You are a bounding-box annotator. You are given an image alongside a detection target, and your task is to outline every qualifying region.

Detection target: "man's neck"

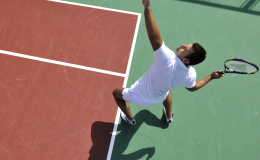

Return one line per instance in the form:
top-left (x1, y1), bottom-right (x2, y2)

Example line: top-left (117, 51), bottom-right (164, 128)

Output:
top-left (177, 55), bottom-right (190, 68)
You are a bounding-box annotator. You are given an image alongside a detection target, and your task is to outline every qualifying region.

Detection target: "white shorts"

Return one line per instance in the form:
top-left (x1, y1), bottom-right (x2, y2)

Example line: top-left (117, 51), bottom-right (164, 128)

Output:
top-left (122, 88), bottom-right (155, 106)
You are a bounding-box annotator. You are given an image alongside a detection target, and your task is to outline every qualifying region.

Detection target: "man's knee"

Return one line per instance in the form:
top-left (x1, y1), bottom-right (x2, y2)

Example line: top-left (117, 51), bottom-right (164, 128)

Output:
top-left (112, 89), bottom-right (118, 98)
top-left (112, 88), bottom-right (124, 99)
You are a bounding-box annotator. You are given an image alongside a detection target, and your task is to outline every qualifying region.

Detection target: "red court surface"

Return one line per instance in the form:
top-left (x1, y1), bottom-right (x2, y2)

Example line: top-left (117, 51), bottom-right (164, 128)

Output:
top-left (0, 0), bottom-right (138, 74)
top-left (0, 54), bottom-right (124, 159)
top-left (0, 0), bottom-right (139, 159)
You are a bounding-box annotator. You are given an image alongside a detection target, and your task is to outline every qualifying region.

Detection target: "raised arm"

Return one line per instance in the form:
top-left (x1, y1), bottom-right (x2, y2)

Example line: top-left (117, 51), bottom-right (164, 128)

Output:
top-left (186, 70), bottom-right (224, 92)
top-left (143, 0), bottom-right (163, 51)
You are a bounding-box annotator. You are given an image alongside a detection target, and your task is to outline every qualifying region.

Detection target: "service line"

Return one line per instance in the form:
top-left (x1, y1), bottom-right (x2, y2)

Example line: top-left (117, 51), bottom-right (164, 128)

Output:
top-left (0, 50), bottom-right (126, 77)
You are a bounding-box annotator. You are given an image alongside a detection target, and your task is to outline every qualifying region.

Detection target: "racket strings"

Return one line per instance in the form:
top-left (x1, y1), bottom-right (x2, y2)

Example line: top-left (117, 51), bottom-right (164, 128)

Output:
top-left (226, 61), bottom-right (257, 73)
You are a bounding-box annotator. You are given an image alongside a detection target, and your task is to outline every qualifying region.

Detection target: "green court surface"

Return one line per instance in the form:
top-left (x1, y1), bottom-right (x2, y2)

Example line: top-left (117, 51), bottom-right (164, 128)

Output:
top-left (70, 0), bottom-right (260, 159)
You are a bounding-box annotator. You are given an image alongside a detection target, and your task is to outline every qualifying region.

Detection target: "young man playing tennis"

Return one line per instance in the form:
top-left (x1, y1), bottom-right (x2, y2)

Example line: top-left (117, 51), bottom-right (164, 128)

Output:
top-left (112, 0), bottom-right (224, 125)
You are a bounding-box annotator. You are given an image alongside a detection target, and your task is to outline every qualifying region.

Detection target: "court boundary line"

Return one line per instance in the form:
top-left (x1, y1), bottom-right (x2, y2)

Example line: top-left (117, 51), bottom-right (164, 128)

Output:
top-left (106, 10), bottom-right (141, 160)
top-left (0, 50), bottom-right (125, 77)
top-left (47, 0), bottom-right (141, 15)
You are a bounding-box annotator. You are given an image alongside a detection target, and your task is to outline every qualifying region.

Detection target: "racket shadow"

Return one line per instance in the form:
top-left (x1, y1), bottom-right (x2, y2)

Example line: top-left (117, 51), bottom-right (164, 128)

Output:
top-left (177, 0), bottom-right (260, 16)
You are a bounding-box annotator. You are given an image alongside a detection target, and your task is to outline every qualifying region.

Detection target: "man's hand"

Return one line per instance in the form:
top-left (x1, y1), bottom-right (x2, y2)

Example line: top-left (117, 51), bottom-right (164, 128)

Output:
top-left (186, 70), bottom-right (224, 92)
top-left (211, 70), bottom-right (224, 79)
top-left (142, 0), bottom-right (150, 9)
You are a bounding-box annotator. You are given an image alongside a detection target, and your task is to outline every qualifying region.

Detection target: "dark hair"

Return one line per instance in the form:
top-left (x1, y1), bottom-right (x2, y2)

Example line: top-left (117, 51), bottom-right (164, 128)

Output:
top-left (185, 43), bottom-right (207, 65)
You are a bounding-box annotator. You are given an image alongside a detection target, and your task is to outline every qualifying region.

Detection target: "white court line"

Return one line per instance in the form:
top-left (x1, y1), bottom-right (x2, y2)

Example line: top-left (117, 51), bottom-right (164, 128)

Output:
top-left (106, 10), bottom-right (141, 160)
top-left (0, 50), bottom-right (125, 77)
top-left (47, 0), bottom-right (141, 15)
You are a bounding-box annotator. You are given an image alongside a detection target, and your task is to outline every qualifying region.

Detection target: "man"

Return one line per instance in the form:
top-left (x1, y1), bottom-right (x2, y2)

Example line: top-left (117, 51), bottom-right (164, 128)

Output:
top-left (112, 0), bottom-right (223, 125)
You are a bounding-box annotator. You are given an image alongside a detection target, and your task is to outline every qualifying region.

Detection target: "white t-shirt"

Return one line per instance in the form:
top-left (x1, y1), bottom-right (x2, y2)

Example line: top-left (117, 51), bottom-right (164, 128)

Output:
top-left (129, 42), bottom-right (197, 104)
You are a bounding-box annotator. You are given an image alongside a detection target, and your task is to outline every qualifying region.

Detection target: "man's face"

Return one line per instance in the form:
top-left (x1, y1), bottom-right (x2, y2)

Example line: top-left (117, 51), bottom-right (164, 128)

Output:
top-left (176, 44), bottom-right (193, 60)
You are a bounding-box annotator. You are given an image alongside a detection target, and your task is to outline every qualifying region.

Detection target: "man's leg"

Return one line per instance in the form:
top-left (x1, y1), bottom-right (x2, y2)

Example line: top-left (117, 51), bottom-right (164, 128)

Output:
top-left (112, 88), bottom-right (134, 121)
top-left (163, 90), bottom-right (172, 119)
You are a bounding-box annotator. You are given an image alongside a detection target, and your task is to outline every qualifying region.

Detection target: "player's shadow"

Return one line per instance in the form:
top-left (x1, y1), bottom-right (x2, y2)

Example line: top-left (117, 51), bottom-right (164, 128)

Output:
top-left (89, 109), bottom-right (169, 160)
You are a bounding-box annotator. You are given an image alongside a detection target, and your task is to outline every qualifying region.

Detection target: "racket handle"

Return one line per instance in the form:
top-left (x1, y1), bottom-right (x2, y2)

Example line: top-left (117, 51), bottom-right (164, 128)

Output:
top-left (218, 71), bottom-right (224, 75)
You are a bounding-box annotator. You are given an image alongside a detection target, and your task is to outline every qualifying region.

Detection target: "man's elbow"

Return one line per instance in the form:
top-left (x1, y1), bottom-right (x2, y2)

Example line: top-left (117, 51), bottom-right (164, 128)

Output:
top-left (186, 87), bottom-right (197, 92)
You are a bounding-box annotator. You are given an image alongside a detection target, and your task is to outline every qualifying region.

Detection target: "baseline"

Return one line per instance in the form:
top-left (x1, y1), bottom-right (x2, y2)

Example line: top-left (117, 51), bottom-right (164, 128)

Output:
top-left (47, 0), bottom-right (141, 15)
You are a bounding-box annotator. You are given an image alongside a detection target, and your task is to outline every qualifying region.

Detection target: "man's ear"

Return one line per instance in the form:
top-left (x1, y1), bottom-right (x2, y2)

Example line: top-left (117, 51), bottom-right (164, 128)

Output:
top-left (183, 58), bottom-right (190, 65)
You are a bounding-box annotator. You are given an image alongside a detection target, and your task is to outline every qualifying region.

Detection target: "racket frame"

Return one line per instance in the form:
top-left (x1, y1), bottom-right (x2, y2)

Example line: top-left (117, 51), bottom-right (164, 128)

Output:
top-left (222, 58), bottom-right (259, 74)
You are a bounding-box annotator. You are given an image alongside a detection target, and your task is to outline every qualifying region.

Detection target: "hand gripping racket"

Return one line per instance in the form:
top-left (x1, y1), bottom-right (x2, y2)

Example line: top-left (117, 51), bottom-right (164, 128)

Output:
top-left (219, 58), bottom-right (259, 75)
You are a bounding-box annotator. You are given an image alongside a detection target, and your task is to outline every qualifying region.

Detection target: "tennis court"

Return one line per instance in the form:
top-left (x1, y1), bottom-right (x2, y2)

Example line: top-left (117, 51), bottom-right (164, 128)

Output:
top-left (0, 0), bottom-right (260, 159)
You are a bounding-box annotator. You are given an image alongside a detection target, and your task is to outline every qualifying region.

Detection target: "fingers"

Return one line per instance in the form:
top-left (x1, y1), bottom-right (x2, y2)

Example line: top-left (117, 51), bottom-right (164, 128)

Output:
top-left (142, 0), bottom-right (150, 8)
top-left (217, 72), bottom-right (223, 75)
top-left (216, 70), bottom-right (224, 76)
top-left (218, 72), bottom-right (224, 78)
top-left (216, 70), bottom-right (223, 73)
top-left (212, 70), bottom-right (224, 79)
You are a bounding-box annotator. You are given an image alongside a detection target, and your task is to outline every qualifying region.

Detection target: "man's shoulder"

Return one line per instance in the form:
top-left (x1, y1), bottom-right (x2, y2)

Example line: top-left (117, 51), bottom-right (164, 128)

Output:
top-left (188, 66), bottom-right (197, 77)
top-left (154, 42), bottom-right (175, 55)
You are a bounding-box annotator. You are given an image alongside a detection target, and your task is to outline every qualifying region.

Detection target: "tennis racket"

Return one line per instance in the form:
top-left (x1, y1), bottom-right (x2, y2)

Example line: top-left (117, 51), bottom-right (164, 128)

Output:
top-left (219, 58), bottom-right (259, 75)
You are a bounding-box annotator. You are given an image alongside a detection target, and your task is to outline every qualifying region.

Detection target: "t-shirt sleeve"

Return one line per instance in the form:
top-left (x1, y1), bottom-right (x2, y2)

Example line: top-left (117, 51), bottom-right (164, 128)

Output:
top-left (153, 41), bottom-right (175, 66)
top-left (153, 41), bottom-right (166, 54)
top-left (184, 68), bottom-right (197, 88)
